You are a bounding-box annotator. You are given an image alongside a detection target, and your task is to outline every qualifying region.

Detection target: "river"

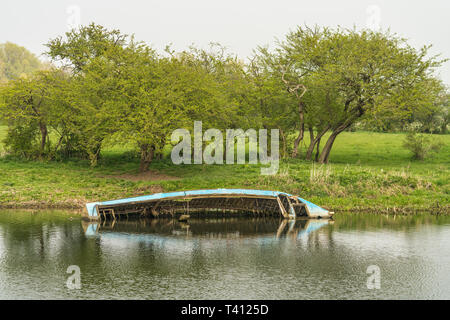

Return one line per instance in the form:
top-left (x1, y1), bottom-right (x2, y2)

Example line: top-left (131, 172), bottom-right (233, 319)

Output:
top-left (0, 210), bottom-right (449, 299)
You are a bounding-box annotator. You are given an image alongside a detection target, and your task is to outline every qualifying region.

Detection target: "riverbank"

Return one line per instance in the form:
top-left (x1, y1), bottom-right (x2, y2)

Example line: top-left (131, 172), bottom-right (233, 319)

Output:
top-left (0, 131), bottom-right (449, 214)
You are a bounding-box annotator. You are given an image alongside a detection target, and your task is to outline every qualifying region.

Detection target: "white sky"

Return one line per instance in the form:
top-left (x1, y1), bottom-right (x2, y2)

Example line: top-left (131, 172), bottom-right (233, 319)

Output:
top-left (1, 0), bottom-right (449, 84)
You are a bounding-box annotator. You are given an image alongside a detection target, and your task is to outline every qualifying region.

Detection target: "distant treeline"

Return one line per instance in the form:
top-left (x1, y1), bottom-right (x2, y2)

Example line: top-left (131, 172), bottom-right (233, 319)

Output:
top-left (0, 42), bottom-right (44, 81)
top-left (0, 23), bottom-right (448, 170)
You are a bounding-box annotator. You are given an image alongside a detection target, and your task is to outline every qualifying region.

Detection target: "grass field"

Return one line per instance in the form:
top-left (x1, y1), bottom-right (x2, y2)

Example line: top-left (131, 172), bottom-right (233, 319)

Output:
top-left (0, 126), bottom-right (448, 213)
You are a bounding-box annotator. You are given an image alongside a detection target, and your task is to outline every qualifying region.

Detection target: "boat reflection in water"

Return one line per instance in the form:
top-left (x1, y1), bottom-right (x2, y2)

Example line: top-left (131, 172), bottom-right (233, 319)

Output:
top-left (82, 217), bottom-right (332, 243)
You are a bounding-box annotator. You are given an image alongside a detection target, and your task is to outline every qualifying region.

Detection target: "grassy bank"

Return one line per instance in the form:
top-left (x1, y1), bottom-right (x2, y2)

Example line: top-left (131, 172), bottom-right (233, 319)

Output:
top-left (0, 127), bottom-right (448, 214)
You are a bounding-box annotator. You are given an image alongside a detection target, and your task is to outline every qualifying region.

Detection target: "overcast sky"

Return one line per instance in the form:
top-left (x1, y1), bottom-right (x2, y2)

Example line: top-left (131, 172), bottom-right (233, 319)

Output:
top-left (1, 0), bottom-right (449, 84)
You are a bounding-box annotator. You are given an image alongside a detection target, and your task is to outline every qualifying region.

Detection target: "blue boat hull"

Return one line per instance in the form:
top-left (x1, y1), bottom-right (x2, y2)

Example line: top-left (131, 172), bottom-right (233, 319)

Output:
top-left (86, 189), bottom-right (333, 220)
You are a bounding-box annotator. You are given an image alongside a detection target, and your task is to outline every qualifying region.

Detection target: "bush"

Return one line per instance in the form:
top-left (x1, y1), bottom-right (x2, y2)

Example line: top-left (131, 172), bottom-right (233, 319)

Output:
top-left (403, 132), bottom-right (443, 160)
top-left (4, 124), bottom-right (40, 159)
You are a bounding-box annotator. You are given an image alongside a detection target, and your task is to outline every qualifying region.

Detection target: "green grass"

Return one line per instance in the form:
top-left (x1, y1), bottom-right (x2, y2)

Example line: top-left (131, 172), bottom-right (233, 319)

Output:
top-left (0, 126), bottom-right (448, 214)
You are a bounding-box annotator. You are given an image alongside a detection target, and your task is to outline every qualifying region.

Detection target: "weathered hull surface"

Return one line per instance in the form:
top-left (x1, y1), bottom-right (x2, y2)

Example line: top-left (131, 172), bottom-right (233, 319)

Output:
top-left (85, 189), bottom-right (333, 220)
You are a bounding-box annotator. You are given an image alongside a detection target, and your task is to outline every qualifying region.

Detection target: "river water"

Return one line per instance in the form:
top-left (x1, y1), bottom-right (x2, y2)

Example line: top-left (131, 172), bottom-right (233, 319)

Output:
top-left (0, 210), bottom-right (449, 299)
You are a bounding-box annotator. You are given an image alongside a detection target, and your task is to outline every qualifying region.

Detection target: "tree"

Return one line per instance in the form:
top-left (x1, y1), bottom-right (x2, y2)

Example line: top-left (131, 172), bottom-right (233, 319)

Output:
top-left (317, 29), bottom-right (445, 163)
top-left (247, 53), bottom-right (298, 158)
top-left (179, 44), bottom-right (253, 130)
top-left (254, 27), bottom-right (330, 158)
top-left (44, 23), bottom-right (132, 165)
top-left (262, 26), bottom-right (446, 163)
top-left (45, 23), bottom-right (127, 73)
top-left (405, 81), bottom-right (449, 133)
top-left (0, 71), bottom-right (57, 158)
top-left (115, 46), bottom-right (226, 172)
top-left (171, 44), bottom-right (254, 163)
top-left (0, 42), bottom-right (43, 81)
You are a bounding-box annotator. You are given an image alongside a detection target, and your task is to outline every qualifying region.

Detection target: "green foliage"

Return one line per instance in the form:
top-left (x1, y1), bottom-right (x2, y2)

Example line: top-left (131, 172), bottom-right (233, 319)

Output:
top-left (360, 78), bottom-right (449, 133)
top-left (45, 23), bottom-right (127, 72)
top-left (0, 23), bottom-right (448, 173)
top-left (257, 26), bottom-right (447, 163)
top-left (43, 24), bottom-right (136, 165)
top-left (403, 131), bottom-right (444, 160)
top-left (3, 124), bottom-right (40, 158)
top-left (0, 71), bottom-right (55, 158)
top-left (42, 25), bottom-right (244, 170)
top-left (0, 42), bottom-right (43, 81)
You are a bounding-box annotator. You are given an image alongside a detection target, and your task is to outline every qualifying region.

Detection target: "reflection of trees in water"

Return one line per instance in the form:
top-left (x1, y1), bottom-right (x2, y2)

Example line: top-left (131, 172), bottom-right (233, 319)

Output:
top-left (0, 211), bottom-right (440, 299)
top-left (332, 213), bottom-right (450, 231)
top-left (81, 218), bottom-right (334, 278)
top-left (0, 211), bottom-right (104, 279)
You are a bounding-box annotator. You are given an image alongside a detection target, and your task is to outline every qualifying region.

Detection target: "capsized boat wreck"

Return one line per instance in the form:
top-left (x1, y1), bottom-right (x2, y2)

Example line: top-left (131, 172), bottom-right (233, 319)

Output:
top-left (85, 189), bottom-right (334, 220)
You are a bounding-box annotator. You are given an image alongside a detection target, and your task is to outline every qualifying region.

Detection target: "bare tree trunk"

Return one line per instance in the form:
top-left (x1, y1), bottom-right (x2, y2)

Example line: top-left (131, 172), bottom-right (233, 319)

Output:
top-left (280, 69), bottom-right (307, 158)
top-left (291, 101), bottom-right (305, 158)
top-left (309, 126), bottom-right (315, 140)
top-left (305, 125), bottom-right (330, 160)
top-left (39, 122), bottom-right (47, 155)
top-left (314, 137), bottom-right (321, 162)
top-left (280, 129), bottom-right (287, 158)
top-left (55, 135), bottom-right (64, 152)
top-left (317, 132), bottom-right (337, 164)
top-left (88, 143), bottom-right (102, 167)
top-left (318, 123), bottom-right (351, 164)
top-left (140, 144), bottom-right (155, 172)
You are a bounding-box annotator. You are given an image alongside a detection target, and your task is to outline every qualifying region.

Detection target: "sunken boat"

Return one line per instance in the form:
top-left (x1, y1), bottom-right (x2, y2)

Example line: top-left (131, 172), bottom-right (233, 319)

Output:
top-left (85, 189), bottom-right (333, 220)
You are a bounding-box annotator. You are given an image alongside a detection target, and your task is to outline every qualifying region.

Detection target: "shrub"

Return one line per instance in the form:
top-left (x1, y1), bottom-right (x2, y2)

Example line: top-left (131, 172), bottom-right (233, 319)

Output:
top-left (403, 132), bottom-right (443, 160)
top-left (4, 124), bottom-right (40, 159)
